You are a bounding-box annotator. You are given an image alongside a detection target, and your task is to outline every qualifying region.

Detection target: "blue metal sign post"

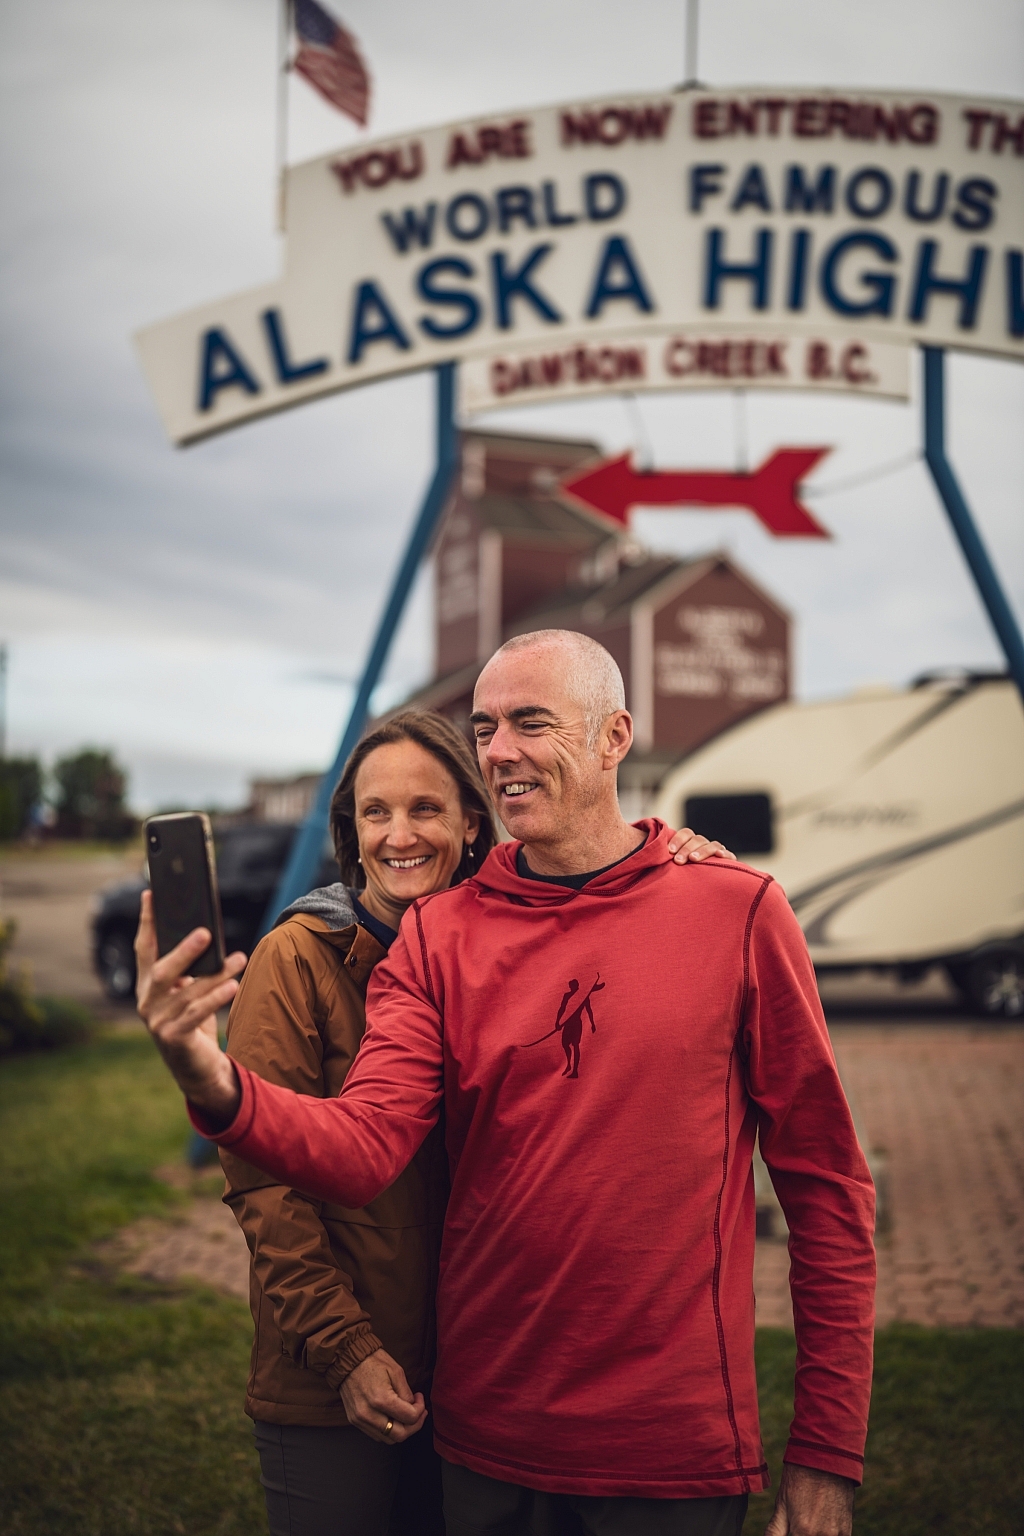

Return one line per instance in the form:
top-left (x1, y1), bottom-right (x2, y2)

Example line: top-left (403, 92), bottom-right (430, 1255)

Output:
top-left (922, 346), bottom-right (1024, 705)
top-left (260, 361), bottom-right (459, 932)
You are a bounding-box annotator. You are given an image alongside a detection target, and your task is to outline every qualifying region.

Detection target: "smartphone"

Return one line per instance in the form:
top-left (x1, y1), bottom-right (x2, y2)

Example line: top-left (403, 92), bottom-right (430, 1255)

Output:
top-left (144, 812), bottom-right (226, 977)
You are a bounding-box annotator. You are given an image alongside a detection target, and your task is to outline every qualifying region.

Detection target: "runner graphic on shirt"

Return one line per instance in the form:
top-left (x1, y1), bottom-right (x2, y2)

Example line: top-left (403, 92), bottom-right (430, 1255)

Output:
top-left (521, 974), bottom-right (605, 1079)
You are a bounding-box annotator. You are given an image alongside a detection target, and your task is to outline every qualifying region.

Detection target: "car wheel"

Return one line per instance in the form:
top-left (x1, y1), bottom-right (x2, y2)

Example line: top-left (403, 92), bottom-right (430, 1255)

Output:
top-left (966, 950), bottom-right (1024, 1019)
top-left (99, 931), bottom-right (136, 1001)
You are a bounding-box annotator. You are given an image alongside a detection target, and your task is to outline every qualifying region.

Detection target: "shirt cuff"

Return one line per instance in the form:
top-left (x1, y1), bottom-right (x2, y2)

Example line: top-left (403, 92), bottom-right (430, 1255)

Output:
top-left (784, 1437), bottom-right (864, 1486)
top-left (186, 1058), bottom-right (255, 1146)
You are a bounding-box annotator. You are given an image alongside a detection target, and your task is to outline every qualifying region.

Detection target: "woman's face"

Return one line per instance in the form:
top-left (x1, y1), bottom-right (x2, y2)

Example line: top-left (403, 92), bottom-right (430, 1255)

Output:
top-left (354, 738), bottom-right (480, 918)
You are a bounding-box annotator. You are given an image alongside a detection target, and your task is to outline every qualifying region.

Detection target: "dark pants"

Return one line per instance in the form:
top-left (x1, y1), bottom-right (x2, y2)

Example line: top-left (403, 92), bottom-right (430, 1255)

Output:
top-left (442, 1462), bottom-right (748, 1536)
top-left (253, 1420), bottom-right (446, 1536)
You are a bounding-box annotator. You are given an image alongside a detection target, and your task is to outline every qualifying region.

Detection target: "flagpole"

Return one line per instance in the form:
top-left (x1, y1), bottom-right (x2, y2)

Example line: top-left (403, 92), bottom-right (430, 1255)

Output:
top-left (275, 0), bottom-right (291, 231)
top-left (684, 0), bottom-right (699, 87)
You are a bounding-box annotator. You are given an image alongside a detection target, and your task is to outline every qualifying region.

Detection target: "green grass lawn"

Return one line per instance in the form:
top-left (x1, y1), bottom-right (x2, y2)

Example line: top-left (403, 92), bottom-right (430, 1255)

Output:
top-left (1, 1032), bottom-right (1021, 1534)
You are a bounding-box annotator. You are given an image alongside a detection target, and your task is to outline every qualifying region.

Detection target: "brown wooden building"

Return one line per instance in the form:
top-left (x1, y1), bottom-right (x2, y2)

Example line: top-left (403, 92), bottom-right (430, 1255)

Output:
top-left (397, 429), bottom-right (791, 811)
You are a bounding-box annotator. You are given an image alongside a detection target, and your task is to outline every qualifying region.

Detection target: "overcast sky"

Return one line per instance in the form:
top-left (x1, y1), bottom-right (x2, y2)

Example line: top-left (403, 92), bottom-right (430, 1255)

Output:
top-left (2, 0), bottom-right (1022, 811)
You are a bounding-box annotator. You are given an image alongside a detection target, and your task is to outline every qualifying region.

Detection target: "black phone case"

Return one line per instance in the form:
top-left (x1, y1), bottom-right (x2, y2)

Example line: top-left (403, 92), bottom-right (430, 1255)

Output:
top-left (145, 813), bottom-right (226, 977)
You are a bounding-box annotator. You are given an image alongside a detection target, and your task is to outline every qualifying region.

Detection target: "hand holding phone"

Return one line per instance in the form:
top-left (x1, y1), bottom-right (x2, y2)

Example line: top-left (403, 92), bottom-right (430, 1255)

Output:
top-left (136, 814), bottom-right (246, 1127)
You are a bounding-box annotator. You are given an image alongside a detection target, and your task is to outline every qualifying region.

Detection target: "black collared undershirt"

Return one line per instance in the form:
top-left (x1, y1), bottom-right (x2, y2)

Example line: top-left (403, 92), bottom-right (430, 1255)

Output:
top-left (515, 832), bottom-right (648, 891)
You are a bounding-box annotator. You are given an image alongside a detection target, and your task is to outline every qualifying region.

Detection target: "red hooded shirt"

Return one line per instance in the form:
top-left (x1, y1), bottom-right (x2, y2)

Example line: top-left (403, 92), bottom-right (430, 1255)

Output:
top-left (204, 821), bottom-right (875, 1498)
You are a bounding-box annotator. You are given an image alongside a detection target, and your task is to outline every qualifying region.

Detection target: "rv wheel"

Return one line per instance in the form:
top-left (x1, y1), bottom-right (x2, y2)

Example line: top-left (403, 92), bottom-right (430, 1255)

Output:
top-left (966, 950), bottom-right (1024, 1019)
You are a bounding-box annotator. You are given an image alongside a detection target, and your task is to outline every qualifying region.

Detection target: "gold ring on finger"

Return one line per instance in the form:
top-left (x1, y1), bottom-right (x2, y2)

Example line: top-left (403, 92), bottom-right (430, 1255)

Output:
top-left (383, 1420), bottom-right (393, 1436)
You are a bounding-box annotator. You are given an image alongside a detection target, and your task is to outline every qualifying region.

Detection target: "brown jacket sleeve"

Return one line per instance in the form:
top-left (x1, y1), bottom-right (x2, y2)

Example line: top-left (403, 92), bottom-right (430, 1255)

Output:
top-left (220, 919), bottom-right (383, 1389)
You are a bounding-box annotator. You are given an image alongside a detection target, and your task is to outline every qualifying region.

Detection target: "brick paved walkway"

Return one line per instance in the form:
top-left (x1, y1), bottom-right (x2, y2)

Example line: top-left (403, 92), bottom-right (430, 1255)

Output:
top-left (754, 1023), bottom-right (1024, 1329)
top-left (114, 1024), bottom-right (1024, 1331)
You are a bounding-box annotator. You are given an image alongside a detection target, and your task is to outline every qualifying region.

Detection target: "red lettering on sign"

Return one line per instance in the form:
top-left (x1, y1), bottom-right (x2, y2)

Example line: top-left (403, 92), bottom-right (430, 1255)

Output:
top-left (728, 100), bottom-right (758, 136)
top-left (446, 120), bottom-right (533, 169)
top-left (561, 103), bottom-right (673, 146)
top-left (692, 97), bottom-right (939, 144)
top-left (664, 337), bottom-right (789, 381)
top-left (994, 113), bottom-right (1024, 154)
top-left (840, 343), bottom-right (876, 385)
top-left (794, 99), bottom-right (827, 137)
top-left (905, 105), bottom-right (939, 143)
top-left (803, 340), bottom-right (878, 385)
top-left (963, 109), bottom-right (993, 149)
top-left (761, 98), bottom-right (788, 135)
top-left (962, 108), bottom-right (1023, 153)
top-left (490, 344), bottom-right (646, 398)
top-left (330, 142), bottom-right (423, 194)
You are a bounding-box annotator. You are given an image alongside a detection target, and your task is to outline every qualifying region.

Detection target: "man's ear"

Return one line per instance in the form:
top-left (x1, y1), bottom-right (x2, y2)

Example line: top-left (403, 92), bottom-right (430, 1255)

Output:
top-left (600, 709), bottom-right (634, 767)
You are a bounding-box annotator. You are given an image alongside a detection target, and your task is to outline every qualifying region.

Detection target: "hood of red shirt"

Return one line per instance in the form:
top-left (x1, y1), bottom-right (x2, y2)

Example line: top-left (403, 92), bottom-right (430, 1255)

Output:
top-left (471, 817), bottom-right (675, 905)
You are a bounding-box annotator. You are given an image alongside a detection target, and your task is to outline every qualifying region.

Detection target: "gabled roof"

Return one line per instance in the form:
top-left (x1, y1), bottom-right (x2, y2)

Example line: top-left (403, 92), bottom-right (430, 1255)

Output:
top-left (506, 554), bottom-right (707, 633)
top-left (470, 491), bottom-right (612, 547)
top-left (462, 427), bottom-right (600, 462)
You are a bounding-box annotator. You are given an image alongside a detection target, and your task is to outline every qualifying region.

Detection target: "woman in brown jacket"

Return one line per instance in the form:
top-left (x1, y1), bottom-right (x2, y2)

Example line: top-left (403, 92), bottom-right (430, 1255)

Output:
top-left (138, 708), bottom-right (728, 1535)
top-left (220, 711), bottom-right (486, 1536)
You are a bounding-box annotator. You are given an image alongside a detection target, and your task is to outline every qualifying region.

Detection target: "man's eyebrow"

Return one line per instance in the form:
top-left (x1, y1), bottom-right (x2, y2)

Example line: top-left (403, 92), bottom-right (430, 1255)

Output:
top-left (468, 705), bottom-right (558, 726)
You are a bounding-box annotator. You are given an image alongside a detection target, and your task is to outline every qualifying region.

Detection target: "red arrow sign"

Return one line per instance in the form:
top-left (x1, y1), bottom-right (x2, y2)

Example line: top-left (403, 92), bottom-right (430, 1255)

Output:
top-left (559, 448), bottom-right (832, 538)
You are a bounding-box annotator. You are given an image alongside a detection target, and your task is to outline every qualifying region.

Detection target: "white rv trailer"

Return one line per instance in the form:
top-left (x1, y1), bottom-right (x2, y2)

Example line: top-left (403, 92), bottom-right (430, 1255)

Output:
top-left (652, 674), bottom-right (1024, 1017)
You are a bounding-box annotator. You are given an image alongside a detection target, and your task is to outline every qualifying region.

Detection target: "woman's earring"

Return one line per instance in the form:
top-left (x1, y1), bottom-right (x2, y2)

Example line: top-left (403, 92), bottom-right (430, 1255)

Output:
top-left (466, 844), bottom-right (474, 862)
top-left (357, 856), bottom-right (362, 865)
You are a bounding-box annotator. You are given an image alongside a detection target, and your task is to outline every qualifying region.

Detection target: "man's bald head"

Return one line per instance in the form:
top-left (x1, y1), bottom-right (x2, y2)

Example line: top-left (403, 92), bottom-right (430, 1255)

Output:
top-left (486, 630), bottom-right (625, 748)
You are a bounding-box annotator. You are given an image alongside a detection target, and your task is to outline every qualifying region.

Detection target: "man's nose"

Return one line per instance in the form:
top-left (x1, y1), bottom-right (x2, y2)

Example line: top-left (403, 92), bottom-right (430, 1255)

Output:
top-left (484, 721), bottom-right (520, 765)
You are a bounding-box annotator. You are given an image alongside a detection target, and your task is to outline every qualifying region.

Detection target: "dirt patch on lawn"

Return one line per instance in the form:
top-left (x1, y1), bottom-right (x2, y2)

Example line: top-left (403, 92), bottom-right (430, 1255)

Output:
top-left (95, 1164), bottom-right (250, 1301)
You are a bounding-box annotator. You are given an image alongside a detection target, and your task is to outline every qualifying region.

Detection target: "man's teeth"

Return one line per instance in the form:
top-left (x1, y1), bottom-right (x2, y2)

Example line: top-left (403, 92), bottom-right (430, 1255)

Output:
top-left (384, 855), bottom-right (431, 868)
top-left (502, 783), bottom-right (536, 797)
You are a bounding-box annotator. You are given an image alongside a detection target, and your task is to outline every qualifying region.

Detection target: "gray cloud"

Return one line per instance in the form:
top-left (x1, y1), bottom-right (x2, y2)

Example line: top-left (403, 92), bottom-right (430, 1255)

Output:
top-left (1, 0), bottom-right (1022, 807)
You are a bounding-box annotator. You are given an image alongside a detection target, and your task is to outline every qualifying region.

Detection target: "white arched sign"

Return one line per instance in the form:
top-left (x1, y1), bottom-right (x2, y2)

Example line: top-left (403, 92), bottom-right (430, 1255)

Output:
top-left (137, 86), bottom-right (1023, 443)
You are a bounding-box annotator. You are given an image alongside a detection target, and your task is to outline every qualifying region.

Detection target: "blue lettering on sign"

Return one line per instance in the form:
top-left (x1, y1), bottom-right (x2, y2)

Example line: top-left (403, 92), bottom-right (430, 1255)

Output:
top-left (786, 229), bottom-right (812, 310)
top-left (784, 165), bottom-right (835, 214)
top-left (703, 228), bottom-right (773, 309)
top-left (542, 181), bottom-right (577, 226)
top-left (908, 241), bottom-right (988, 328)
top-left (347, 280), bottom-right (412, 363)
top-left (446, 194), bottom-right (490, 242)
top-left (845, 167), bottom-right (894, 219)
top-left (417, 258), bottom-right (481, 338)
top-left (197, 327), bottom-right (261, 411)
top-left (903, 172), bottom-right (949, 223)
top-left (1007, 251), bottom-right (1024, 337)
top-left (261, 309), bottom-right (329, 384)
top-left (952, 178), bottom-right (997, 232)
top-left (496, 186), bottom-right (537, 233)
top-left (820, 232), bottom-right (897, 316)
top-left (730, 164), bottom-right (773, 213)
top-left (584, 235), bottom-right (654, 318)
top-left (584, 173), bottom-right (626, 221)
top-left (380, 203), bottom-right (438, 254)
top-left (490, 243), bottom-right (563, 329)
top-left (689, 164), bottom-right (725, 212)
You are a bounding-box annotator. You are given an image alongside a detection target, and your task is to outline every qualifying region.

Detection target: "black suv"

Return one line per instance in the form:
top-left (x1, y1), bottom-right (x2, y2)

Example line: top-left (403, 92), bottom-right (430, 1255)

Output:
top-left (91, 822), bottom-right (339, 1000)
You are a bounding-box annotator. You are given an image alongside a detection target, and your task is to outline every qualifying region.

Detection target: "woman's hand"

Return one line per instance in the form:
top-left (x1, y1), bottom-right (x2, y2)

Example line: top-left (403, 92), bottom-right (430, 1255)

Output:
top-left (339, 1349), bottom-right (428, 1443)
top-left (666, 826), bottom-right (738, 864)
top-left (135, 890), bottom-right (247, 1126)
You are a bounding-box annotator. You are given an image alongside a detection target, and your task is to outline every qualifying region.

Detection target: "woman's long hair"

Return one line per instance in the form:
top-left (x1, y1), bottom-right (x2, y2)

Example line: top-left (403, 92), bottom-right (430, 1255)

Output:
top-left (329, 709), bottom-right (497, 889)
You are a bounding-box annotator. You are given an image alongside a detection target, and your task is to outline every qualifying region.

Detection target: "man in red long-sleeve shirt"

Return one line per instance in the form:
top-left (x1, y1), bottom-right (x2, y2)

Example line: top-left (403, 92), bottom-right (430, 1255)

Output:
top-left (140, 629), bottom-right (875, 1536)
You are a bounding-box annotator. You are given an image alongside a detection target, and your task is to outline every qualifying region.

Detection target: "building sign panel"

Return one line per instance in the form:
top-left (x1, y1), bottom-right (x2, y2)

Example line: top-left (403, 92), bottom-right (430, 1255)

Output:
top-left (136, 88), bottom-right (1024, 444)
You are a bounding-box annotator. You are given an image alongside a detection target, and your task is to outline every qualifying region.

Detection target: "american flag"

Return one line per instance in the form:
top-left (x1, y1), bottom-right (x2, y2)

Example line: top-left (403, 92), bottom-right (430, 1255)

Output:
top-left (291, 0), bottom-right (370, 126)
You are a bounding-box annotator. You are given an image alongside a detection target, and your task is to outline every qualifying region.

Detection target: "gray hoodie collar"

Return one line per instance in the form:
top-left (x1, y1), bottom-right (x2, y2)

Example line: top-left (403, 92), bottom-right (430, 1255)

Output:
top-left (275, 882), bottom-right (358, 932)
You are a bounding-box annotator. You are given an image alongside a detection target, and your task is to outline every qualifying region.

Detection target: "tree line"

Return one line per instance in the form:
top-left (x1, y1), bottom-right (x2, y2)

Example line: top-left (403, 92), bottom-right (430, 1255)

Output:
top-left (0, 749), bottom-right (135, 842)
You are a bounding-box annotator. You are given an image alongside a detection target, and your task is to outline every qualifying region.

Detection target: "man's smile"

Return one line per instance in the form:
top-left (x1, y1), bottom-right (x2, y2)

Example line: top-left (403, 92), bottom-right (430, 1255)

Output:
top-left (499, 781), bottom-right (540, 799)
